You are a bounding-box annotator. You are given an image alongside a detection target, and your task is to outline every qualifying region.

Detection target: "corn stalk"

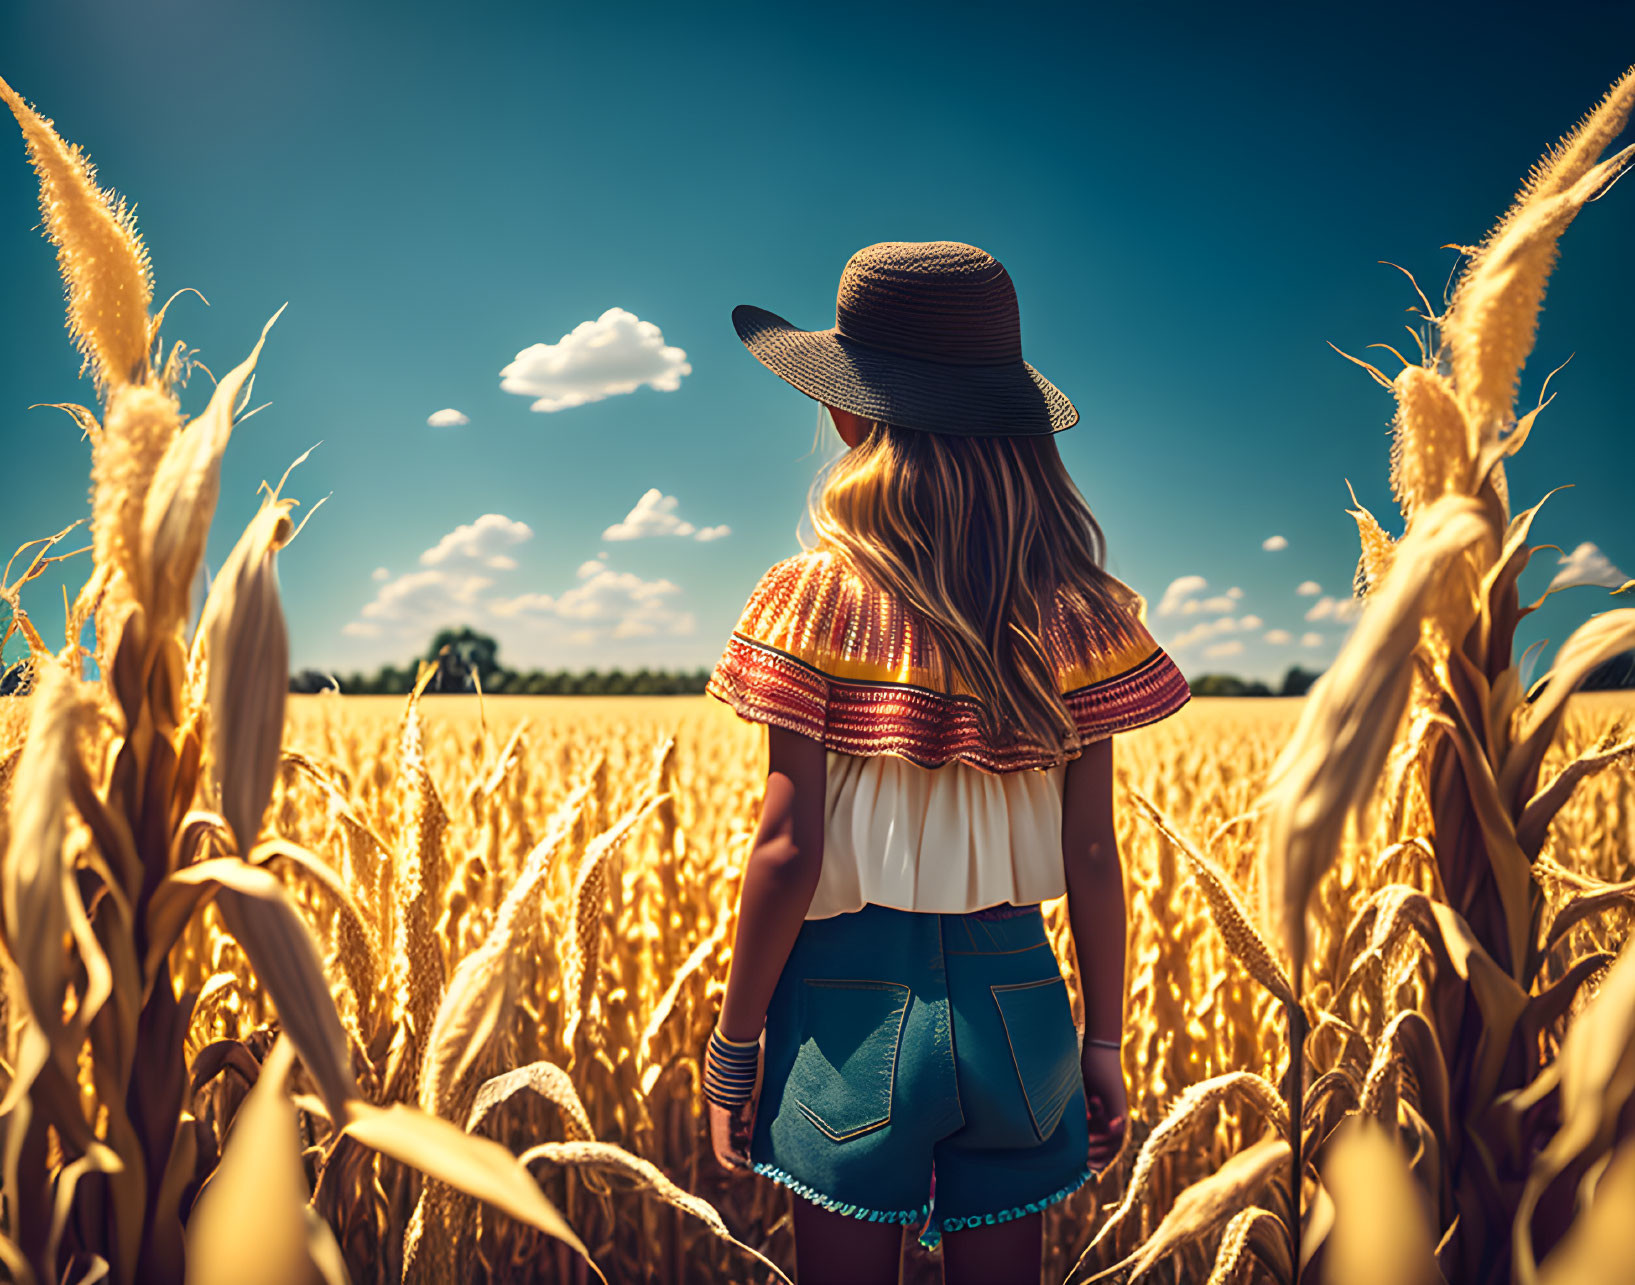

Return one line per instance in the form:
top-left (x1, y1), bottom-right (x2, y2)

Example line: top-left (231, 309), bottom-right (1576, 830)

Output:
top-left (1068, 63), bottom-right (1635, 1285)
top-left (0, 72), bottom-right (598, 1285)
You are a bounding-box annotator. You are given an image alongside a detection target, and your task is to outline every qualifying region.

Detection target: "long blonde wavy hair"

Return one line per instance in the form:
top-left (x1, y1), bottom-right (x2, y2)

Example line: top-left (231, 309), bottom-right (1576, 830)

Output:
top-left (801, 409), bottom-right (1134, 763)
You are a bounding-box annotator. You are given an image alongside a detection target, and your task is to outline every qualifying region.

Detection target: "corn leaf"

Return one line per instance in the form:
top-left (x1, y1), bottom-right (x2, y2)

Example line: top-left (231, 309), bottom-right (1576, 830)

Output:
top-left (467, 1062), bottom-right (594, 1143)
top-left (193, 498), bottom-right (294, 855)
top-left (139, 308), bottom-right (284, 635)
top-left (1514, 940), bottom-right (1635, 1283)
top-left (202, 861), bottom-right (358, 1117)
top-left (1260, 494), bottom-right (1489, 967)
top-left (1538, 1138), bottom-right (1635, 1285)
top-left (1519, 737), bottom-right (1635, 859)
top-left (1205, 1205), bottom-right (1292, 1284)
top-left (185, 1039), bottom-right (320, 1285)
top-left (523, 1140), bottom-right (793, 1285)
top-left (1501, 610), bottom-right (1635, 809)
top-left (342, 1101), bottom-right (600, 1281)
top-left (1115, 1136), bottom-right (1289, 1281)
top-left (1322, 1118), bottom-right (1442, 1285)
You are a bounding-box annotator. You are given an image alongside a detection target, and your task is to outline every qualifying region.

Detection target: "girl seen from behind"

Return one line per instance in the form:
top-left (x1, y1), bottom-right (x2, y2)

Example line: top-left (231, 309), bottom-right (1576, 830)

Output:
top-left (702, 242), bottom-right (1190, 1284)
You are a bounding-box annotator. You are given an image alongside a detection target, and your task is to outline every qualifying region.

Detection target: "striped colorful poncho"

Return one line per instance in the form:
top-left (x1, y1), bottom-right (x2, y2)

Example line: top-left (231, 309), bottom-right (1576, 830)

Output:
top-left (705, 549), bottom-right (1190, 774)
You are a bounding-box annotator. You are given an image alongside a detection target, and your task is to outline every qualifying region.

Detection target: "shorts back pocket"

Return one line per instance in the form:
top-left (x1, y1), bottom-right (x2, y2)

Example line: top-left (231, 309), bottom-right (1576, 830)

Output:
top-left (990, 975), bottom-right (1082, 1142)
top-left (789, 979), bottom-right (911, 1142)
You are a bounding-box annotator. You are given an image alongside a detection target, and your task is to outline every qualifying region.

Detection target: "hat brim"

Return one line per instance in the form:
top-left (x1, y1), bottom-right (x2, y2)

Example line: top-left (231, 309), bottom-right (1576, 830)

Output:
top-left (732, 304), bottom-right (1078, 436)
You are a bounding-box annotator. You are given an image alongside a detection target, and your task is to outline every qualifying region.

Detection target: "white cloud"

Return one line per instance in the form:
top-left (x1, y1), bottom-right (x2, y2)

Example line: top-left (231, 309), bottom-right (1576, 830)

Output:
top-left (420, 514), bottom-right (534, 570)
top-left (1157, 576), bottom-right (1250, 618)
top-left (1548, 541), bottom-right (1629, 593)
top-left (1262, 535), bottom-right (1288, 551)
top-left (1296, 580), bottom-right (1322, 596)
top-left (363, 568), bottom-right (494, 620)
top-left (1300, 631), bottom-right (1324, 647)
top-left (500, 307), bottom-right (692, 413)
top-left (371, 566), bottom-right (390, 582)
top-left (344, 518), bottom-right (696, 664)
top-left (1169, 615), bottom-right (1261, 649)
top-left (490, 560), bottom-right (693, 640)
top-left (1170, 618), bottom-right (1234, 648)
top-left (1204, 640), bottom-right (1245, 658)
top-left (1264, 629), bottom-right (1293, 644)
top-left (1304, 595), bottom-right (1365, 623)
top-left (1157, 575), bottom-right (1208, 617)
top-left (602, 489), bottom-right (729, 542)
top-left (427, 408), bottom-right (469, 428)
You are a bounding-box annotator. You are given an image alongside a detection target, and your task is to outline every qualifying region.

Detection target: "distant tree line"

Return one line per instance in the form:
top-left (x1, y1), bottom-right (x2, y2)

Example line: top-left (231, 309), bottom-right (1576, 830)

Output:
top-left (1187, 653), bottom-right (1635, 699)
top-left (288, 627), bottom-right (712, 696)
top-left (1188, 666), bottom-right (1324, 697)
top-left (16, 626), bottom-right (1632, 702)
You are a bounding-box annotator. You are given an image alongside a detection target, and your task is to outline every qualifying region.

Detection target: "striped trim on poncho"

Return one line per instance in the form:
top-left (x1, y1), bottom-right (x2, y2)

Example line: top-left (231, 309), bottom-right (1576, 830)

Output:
top-left (705, 550), bottom-right (1190, 773)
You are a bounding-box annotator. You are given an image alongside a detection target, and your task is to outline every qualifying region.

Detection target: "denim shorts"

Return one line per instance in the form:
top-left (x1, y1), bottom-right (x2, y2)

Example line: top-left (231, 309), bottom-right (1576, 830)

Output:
top-left (748, 902), bottom-right (1094, 1250)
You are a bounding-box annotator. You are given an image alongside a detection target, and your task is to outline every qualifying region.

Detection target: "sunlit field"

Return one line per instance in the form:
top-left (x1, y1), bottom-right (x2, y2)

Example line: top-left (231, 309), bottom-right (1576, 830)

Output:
top-left (276, 690), bottom-right (1634, 1284)
top-left (9, 692), bottom-right (1626, 1281)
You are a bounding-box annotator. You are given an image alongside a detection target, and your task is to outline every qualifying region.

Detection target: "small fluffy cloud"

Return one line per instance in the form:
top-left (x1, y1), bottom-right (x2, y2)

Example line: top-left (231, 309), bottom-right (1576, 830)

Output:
top-left (371, 566), bottom-right (390, 582)
top-left (603, 489), bottom-right (730, 543)
top-left (1169, 615), bottom-right (1261, 650)
top-left (1263, 628), bottom-right (1293, 645)
top-left (427, 408), bottom-right (469, 428)
top-left (1304, 595), bottom-right (1365, 623)
top-left (1262, 535), bottom-right (1288, 551)
top-left (359, 567), bottom-right (496, 633)
top-left (1157, 575), bottom-right (1208, 617)
top-left (344, 518), bottom-right (695, 659)
top-left (1301, 631), bottom-right (1324, 647)
top-left (1171, 619), bottom-right (1233, 648)
top-left (1296, 580), bottom-right (1322, 597)
top-left (420, 514), bottom-right (534, 571)
top-left (490, 558), bottom-right (693, 640)
top-left (500, 307), bottom-right (691, 413)
top-left (1157, 577), bottom-right (1245, 617)
top-left (1204, 640), bottom-right (1245, 658)
top-left (1547, 541), bottom-right (1629, 593)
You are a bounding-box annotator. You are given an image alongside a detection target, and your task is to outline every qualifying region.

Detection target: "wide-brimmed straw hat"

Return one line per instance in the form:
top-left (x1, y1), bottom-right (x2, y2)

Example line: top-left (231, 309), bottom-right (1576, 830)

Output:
top-left (732, 241), bottom-right (1078, 437)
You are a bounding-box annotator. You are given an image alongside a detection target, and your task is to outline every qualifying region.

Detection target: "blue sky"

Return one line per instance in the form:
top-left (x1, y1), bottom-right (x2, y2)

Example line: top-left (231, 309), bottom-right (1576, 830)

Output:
top-left (3, 0), bottom-right (1633, 685)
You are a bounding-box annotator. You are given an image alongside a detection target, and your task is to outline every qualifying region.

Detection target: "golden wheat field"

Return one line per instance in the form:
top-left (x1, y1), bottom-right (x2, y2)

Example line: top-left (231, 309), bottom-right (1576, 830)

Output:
top-left (256, 690), bottom-right (1635, 1283)
top-left (6, 691), bottom-right (1630, 1283)
top-left (6, 50), bottom-right (1635, 1285)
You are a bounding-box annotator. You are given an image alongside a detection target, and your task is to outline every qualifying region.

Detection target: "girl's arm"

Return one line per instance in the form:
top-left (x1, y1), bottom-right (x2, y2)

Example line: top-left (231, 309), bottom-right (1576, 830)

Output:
top-left (716, 724), bottom-right (828, 1044)
top-left (1062, 734), bottom-right (1130, 1160)
top-left (1061, 734), bottom-right (1124, 1040)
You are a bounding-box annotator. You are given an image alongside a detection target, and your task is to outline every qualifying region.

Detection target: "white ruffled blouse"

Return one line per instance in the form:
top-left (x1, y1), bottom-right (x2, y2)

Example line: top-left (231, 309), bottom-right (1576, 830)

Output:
top-left (808, 748), bottom-right (1067, 920)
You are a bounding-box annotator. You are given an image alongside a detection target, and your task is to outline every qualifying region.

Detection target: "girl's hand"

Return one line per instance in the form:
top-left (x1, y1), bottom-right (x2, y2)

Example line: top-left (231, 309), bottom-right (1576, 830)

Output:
top-left (1081, 1044), bottom-right (1128, 1170)
top-left (708, 1097), bottom-right (756, 1172)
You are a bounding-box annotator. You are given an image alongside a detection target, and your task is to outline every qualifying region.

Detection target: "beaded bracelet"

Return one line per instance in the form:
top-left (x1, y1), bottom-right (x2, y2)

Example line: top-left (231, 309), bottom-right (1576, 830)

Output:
top-left (702, 1027), bottom-right (761, 1109)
